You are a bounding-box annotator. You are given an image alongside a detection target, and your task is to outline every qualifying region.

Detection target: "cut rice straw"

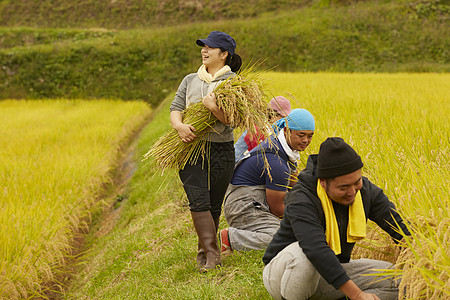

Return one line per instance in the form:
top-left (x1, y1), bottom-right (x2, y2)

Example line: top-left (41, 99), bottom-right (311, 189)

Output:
top-left (144, 63), bottom-right (271, 171)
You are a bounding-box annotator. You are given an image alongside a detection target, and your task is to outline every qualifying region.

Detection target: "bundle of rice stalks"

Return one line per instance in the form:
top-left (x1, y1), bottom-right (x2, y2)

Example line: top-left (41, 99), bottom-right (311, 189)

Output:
top-left (145, 65), bottom-right (270, 171)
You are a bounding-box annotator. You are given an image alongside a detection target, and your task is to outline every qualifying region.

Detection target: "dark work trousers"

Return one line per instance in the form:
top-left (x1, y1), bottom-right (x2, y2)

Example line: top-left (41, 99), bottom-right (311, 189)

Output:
top-left (179, 141), bottom-right (235, 219)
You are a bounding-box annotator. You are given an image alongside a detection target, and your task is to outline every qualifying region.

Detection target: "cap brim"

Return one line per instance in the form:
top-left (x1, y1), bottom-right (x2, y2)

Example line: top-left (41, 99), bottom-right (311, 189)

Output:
top-left (196, 38), bottom-right (221, 49)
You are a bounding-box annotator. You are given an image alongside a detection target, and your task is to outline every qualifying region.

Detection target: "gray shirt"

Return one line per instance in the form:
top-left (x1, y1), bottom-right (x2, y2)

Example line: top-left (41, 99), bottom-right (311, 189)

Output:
top-left (170, 71), bottom-right (235, 143)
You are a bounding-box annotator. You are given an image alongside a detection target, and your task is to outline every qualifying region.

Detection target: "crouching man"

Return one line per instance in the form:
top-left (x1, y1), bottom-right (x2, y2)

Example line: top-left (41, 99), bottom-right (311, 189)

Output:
top-left (262, 137), bottom-right (410, 300)
top-left (220, 108), bottom-right (315, 253)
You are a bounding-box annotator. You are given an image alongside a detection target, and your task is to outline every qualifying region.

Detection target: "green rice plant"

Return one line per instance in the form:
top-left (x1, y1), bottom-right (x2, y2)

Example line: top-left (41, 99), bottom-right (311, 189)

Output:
top-left (145, 66), bottom-right (270, 171)
top-left (0, 99), bottom-right (151, 299)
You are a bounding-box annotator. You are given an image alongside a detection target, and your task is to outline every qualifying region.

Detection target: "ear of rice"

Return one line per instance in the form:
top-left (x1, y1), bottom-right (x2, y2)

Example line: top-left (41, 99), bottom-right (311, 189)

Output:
top-left (144, 64), bottom-right (271, 171)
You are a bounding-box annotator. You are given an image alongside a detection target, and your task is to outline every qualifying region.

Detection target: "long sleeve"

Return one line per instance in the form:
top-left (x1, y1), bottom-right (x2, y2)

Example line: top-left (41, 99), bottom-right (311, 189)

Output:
top-left (285, 190), bottom-right (351, 289)
top-left (364, 179), bottom-right (410, 241)
top-left (170, 75), bottom-right (189, 112)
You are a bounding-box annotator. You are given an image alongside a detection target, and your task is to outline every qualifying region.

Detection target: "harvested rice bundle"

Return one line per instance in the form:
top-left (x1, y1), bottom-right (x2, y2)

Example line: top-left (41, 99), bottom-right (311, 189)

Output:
top-left (215, 70), bottom-right (269, 138)
top-left (146, 101), bottom-right (212, 170)
top-left (145, 68), bottom-right (270, 171)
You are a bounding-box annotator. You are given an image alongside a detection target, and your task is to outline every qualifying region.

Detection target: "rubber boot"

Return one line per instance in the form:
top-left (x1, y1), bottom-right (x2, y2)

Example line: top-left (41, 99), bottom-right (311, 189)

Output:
top-left (196, 216), bottom-right (220, 269)
top-left (191, 211), bottom-right (221, 272)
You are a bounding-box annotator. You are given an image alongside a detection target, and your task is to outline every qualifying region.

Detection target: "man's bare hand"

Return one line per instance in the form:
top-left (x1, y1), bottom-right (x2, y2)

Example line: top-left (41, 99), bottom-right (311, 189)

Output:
top-left (340, 280), bottom-right (381, 300)
top-left (353, 291), bottom-right (381, 300)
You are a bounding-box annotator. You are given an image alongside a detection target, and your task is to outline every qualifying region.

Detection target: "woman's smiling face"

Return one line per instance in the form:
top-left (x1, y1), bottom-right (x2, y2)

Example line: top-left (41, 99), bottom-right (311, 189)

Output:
top-left (201, 45), bottom-right (227, 69)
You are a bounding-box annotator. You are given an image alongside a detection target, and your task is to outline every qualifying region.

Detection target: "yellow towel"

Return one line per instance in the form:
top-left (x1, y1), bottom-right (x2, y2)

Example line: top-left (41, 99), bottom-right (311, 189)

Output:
top-left (316, 179), bottom-right (366, 255)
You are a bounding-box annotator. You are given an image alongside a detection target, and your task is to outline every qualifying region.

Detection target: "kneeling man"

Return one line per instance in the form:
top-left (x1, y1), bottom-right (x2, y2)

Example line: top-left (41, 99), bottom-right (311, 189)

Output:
top-left (220, 108), bottom-right (315, 253)
top-left (262, 137), bottom-right (410, 300)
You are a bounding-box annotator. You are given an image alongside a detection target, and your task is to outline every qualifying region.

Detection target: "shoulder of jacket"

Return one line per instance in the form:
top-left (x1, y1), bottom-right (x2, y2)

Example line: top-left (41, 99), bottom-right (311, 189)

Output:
top-left (287, 183), bottom-right (322, 209)
top-left (214, 71), bottom-right (235, 82)
top-left (184, 73), bottom-right (198, 81)
top-left (361, 177), bottom-right (376, 196)
top-left (360, 177), bottom-right (385, 206)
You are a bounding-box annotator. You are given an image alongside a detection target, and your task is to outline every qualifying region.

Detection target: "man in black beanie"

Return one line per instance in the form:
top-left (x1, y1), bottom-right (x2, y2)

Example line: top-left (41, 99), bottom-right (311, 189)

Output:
top-left (262, 137), bottom-right (410, 300)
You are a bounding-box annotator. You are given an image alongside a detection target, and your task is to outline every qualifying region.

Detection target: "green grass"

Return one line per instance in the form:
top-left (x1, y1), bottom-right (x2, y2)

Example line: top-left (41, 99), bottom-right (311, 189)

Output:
top-left (1, 0), bottom-right (447, 30)
top-left (0, 0), bottom-right (448, 104)
top-left (64, 96), bottom-right (271, 299)
top-left (0, 27), bottom-right (115, 49)
top-left (0, 0), bottom-right (309, 29)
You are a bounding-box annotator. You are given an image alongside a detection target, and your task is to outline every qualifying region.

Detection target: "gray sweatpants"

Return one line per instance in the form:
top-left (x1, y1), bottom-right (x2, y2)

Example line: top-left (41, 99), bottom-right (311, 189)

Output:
top-left (263, 242), bottom-right (399, 300)
top-left (223, 184), bottom-right (281, 251)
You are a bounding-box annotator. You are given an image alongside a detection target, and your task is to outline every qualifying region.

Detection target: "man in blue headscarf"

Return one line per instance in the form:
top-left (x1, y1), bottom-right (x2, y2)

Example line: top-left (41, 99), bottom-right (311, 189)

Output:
top-left (220, 108), bottom-right (315, 253)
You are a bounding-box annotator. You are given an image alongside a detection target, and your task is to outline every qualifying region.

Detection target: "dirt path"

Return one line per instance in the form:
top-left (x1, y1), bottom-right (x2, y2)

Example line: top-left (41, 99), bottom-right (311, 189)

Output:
top-left (41, 110), bottom-right (155, 299)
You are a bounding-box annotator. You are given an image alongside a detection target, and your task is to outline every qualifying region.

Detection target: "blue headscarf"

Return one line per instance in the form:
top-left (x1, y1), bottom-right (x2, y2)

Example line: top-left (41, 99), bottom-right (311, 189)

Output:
top-left (274, 108), bottom-right (315, 132)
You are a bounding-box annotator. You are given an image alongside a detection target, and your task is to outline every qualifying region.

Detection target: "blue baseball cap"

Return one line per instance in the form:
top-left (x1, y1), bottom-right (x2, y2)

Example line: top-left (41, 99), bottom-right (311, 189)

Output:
top-left (196, 31), bottom-right (236, 56)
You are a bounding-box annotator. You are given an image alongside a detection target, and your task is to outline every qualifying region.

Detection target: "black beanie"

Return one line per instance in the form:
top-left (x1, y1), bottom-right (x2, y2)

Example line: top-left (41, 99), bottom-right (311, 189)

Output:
top-left (317, 137), bottom-right (364, 178)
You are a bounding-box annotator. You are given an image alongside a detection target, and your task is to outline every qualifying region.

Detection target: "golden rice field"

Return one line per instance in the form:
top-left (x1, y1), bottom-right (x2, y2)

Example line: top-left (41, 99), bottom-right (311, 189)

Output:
top-left (0, 99), bottom-right (151, 299)
top-left (1, 73), bottom-right (449, 300)
top-left (262, 72), bottom-right (450, 299)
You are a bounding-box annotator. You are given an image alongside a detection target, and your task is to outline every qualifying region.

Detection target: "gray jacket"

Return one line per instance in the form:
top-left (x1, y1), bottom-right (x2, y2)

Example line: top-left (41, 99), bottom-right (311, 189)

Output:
top-left (170, 71), bottom-right (235, 143)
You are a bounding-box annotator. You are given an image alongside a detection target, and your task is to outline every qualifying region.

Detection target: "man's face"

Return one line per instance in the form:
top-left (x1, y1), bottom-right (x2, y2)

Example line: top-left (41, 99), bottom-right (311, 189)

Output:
top-left (285, 129), bottom-right (314, 151)
top-left (320, 169), bottom-right (363, 206)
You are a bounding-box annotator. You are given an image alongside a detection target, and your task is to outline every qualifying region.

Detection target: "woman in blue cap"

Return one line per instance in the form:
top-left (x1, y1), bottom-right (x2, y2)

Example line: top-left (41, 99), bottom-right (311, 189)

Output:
top-left (169, 31), bottom-right (242, 272)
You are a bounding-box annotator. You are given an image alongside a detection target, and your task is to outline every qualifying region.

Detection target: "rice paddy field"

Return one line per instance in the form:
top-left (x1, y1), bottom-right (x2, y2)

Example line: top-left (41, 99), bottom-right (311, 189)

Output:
top-left (61, 72), bottom-right (449, 300)
top-left (263, 72), bottom-right (450, 299)
top-left (1, 72), bottom-right (449, 299)
top-left (0, 99), bottom-right (151, 299)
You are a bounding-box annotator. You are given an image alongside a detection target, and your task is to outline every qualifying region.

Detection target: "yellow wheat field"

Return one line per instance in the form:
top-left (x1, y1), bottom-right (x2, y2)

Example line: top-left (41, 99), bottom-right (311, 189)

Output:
top-left (263, 72), bottom-right (450, 299)
top-left (0, 99), bottom-right (151, 299)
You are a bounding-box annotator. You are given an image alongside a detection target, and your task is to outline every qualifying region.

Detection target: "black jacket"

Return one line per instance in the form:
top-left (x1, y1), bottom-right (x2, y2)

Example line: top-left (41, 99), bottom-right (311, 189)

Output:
top-left (262, 154), bottom-right (409, 289)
